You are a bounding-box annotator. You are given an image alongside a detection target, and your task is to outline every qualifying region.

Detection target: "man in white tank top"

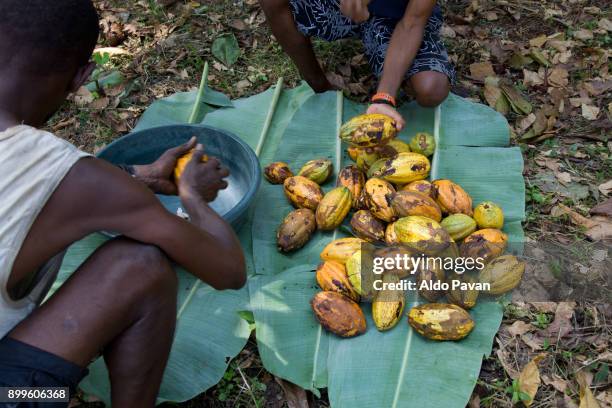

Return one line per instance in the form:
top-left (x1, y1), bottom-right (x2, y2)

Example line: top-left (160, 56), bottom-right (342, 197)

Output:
top-left (0, 1), bottom-right (246, 406)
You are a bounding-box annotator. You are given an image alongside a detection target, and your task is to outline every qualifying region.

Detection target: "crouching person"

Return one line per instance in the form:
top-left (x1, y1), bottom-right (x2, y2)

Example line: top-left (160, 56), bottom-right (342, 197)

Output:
top-left (259, 0), bottom-right (454, 129)
top-left (0, 1), bottom-right (246, 406)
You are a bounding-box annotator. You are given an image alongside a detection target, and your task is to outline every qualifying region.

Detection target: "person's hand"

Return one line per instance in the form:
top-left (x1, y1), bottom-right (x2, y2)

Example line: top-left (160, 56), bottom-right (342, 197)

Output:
top-left (367, 103), bottom-right (405, 131)
top-left (132, 137), bottom-right (197, 195)
top-left (178, 144), bottom-right (230, 203)
top-left (339, 0), bottom-right (370, 23)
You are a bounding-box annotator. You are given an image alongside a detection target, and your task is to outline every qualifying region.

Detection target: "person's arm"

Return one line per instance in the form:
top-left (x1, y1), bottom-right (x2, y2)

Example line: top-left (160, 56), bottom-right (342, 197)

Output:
top-left (16, 147), bottom-right (246, 291)
top-left (367, 0), bottom-right (437, 129)
top-left (98, 147), bottom-right (246, 290)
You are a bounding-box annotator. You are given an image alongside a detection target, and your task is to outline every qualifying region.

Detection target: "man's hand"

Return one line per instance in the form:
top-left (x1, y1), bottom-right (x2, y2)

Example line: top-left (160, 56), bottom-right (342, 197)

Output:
top-left (340, 0), bottom-right (370, 23)
top-left (367, 103), bottom-right (406, 131)
top-left (178, 144), bottom-right (230, 203)
top-left (133, 137), bottom-right (197, 195)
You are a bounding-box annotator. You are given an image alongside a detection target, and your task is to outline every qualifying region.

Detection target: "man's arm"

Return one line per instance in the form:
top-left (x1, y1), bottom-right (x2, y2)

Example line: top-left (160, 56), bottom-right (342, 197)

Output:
top-left (12, 151), bottom-right (246, 291)
top-left (367, 0), bottom-right (437, 128)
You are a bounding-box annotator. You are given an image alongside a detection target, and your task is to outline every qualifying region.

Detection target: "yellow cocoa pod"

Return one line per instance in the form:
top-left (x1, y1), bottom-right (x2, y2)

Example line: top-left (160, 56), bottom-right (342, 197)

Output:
top-left (264, 161), bottom-right (293, 184)
top-left (311, 291), bottom-right (366, 338)
top-left (372, 274), bottom-right (406, 331)
top-left (298, 158), bottom-right (334, 185)
top-left (350, 210), bottom-right (386, 243)
top-left (283, 176), bottom-right (324, 210)
top-left (431, 179), bottom-right (474, 216)
top-left (408, 303), bottom-right (474, 341)
top-left (391, 190), bottom-right (442, 222)
top-left (372, 246), bottom-right (415, 279)
top-left (385, 222), bottom-right (399, 245)
top-left (409, 132), bottom-right (436, 157)
top-left (346, 248), bottom-right (377, 302)
top-left (346, 146), bottom-right (380, 172)
top-left (276, 208), bottom-right (316, 252)
top-left (339, 113), bottom-right (397, 147)
top-left (174, 149), bottom-right (209, 181)
top-left (336, 165), bottom-right (366, 209)
top-left (364, 178), bottom-right (397, 222)
top-left (320, 237), bottom-right (365, 263)
top-left (479, 254), bottom-right (525, 295)
top-left (401, 179), bottom-right (434, 198)
top-left (446, 272), bottom-right (479, 309)
top-left (415, 257), bottom-right (446, 302)
top-left (460, 228), bottom-right (508, 264)
top-left (368, 152), bottom-right (430, 184)
top-left (316, 261), bottom-right (360, 302)
top-left (440, 214), bottom-right (478, 241)
top-left (394, 215), bottom-right (452, 255)
top-left (377, 138), bottom-right (411, 158)
top-left (473, 201), bottom-right (504, 229)
top-left (315, 187), bottom-right (352, 230)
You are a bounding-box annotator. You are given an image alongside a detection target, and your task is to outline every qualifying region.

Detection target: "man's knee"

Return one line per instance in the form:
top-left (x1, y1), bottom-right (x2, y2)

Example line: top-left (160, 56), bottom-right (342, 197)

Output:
top-left (412, 73), bottom-right (450, 108)
top-left (132, 245), bottom-right (177, 293)
top-left (107, 239), bottom-right (177, 298)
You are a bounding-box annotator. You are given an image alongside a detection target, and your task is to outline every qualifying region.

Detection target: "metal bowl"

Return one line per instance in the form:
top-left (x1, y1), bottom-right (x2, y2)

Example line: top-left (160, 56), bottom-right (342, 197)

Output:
top-left (97, 124), bottom-right (261, 229)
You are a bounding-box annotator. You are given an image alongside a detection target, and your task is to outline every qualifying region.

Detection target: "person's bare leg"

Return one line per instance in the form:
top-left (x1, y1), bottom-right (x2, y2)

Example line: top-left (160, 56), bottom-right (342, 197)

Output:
top-left (409, 71), bottom-right (450, 107)
top-left (259, 0), bottom-right (332, 92)
top-left (9, 238), bottom-right (178, 407)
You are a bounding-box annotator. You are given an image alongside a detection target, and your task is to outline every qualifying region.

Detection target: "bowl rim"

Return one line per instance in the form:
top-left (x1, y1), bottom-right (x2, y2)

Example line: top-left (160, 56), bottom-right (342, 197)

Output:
top-left (96, 123), bottom-right (262, 225)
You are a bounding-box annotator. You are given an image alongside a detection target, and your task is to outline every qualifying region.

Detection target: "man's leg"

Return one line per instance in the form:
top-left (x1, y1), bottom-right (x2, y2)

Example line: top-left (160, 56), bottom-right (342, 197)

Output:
top-left (8, 238), bottom-right (178, 407)
top-left (259, 0), bottom-right (332, 92)
top-left (410, 71), bottom-right (450, 108)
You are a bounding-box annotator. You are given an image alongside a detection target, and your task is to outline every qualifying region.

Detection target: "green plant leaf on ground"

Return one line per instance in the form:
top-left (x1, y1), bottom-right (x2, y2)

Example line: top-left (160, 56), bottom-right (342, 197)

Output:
top-left (133, 88), bottom-right (233, 131)
top-left (212, 33), bottom-right (240, 67)
top-left (53, 83), bottom-right (313, 404)
top-left (56, 85), bottom-right (524, 407)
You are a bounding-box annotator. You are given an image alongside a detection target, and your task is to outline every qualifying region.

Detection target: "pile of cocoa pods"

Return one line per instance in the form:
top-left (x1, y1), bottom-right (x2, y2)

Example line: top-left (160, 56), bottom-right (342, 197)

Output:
top-left (263, 114), bottom-right (526, 341)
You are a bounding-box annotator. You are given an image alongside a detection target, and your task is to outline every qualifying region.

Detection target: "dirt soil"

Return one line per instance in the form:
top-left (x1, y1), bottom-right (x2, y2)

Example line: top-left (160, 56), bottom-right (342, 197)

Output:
top-left (60, 0), bottom-right (611, 407)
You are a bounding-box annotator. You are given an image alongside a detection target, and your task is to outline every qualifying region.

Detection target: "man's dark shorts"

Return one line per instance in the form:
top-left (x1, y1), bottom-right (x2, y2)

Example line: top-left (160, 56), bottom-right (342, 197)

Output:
top-left (0, 337), bottom-right (88, 408)
top-left (289, 0), bottom-right (456, 83)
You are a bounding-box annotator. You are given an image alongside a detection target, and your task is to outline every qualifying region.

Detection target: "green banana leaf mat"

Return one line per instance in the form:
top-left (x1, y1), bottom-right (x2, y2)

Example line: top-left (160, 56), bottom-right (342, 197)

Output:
top-left (52, 82), bottom-right (525, 407)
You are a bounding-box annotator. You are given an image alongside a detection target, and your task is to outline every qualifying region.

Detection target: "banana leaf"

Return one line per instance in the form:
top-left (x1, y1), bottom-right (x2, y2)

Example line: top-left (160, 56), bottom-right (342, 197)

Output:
top-left (249, 91), bottom-right (525, 408)
top-left (54, 84), bottom-right (525, 407)
top-left (132, 87), bottom-right (233, 131)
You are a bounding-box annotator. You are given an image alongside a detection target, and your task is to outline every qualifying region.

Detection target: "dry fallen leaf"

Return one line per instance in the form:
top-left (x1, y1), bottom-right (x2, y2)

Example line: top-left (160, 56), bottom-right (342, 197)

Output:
top-left (529, 34), bottom-right (548, 48)
top-left (597, 180), bottom-right (612, 196)
top-left (545, 301), bottom-right (575, 339)
top-left (576, 371), bottom-right (601, 408)
top-left (508, 320), bottom-right (533, 337)
top-left (89, 96), bottom-right (110, 110)
top-left (585, 216), bottom-right (612, 241)
top-left (556, 172), bottom-right (572, 185)
top-left (548, 67), bottom-right (569, 87)
top-left (441, 24), bottom-right (456, 38)
top-left (485, 11), bottom-right (498, 21)
top-left (581, 104), bottom-right (600, 120)
top-left (542, 374), bottom-right (568, 393)
top-left (469, 62), bottom-right (495, 81)
top-left (518, 354), bottom-right (547, 407)
top-left (517, 113), bottom-right (537, 133)
top-left (235, 79), bottom-right (251, 91)
top-left (524, 69), bottom-right (544, 87)
top-left (73, 86), bottom-right (94, 107)
top-left (573, 29), bottom-right (594, 41)
top-left (590, 197), bottom-right (612, 216)
top-left (598, 18), bottom-right (612, 32)
top-left (275, 377), bottom-right (310, 408)
top-left (497, 347), bottom-right (520, 379)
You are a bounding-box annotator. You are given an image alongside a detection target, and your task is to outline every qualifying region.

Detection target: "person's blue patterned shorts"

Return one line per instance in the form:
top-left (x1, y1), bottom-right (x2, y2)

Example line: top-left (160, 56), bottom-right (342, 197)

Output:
top-left (288, 0), bottom-right (456, 83)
